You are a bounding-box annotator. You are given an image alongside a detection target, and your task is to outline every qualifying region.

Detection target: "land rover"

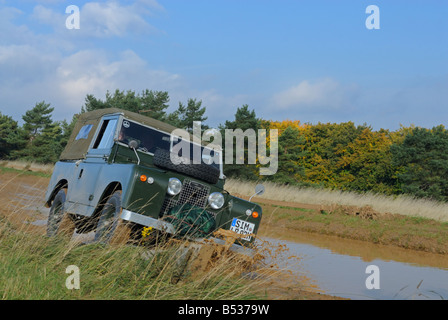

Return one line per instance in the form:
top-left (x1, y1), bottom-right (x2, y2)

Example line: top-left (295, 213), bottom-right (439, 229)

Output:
top-left (44, 108), bottom-right (263, 247)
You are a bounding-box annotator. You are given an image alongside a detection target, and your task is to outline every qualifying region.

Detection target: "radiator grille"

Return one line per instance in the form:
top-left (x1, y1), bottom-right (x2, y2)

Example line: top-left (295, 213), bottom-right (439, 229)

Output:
top-left (159, 179), bottom-right (211, 217)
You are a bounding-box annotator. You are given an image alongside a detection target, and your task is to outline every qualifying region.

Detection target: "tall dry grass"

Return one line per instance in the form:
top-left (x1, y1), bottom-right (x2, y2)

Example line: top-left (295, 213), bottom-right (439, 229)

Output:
top-left (226, 179), bottom-right (448, 222)
top-left (0, 170), bottom-right (291, 300)
top-left (0, 221), bottom-right (274, 299)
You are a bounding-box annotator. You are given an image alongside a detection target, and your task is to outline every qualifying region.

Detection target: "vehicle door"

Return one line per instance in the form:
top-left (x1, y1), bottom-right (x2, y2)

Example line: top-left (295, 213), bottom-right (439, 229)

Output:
top-left (67, 115), bottom-right (119, 216)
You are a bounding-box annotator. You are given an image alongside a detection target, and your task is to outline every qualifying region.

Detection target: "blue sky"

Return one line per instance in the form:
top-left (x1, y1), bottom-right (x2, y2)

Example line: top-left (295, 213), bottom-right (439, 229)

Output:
top-left (0, 0), bottom-right (447, 130)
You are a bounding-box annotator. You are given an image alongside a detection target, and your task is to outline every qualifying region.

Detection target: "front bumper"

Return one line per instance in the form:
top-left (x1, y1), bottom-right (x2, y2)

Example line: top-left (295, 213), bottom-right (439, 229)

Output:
top-left (120, 209), bottom-right (176, 234)
top-left (120, 209), bottom-right (256, 254)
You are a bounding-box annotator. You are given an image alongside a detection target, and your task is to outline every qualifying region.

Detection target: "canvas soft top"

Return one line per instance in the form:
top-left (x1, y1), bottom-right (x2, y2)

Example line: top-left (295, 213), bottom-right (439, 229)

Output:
top-left (60, 108), bottom-right (179, 160)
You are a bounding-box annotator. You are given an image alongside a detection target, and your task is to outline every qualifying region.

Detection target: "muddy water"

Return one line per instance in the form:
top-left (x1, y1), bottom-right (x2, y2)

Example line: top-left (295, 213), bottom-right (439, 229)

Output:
top-left (261, 229), bottom-right (448, 300)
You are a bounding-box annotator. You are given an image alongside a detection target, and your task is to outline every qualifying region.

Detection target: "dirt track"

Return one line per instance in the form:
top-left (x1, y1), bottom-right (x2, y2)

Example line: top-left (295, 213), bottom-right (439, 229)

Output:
top-left (0, 172), bottom-right (50, 231)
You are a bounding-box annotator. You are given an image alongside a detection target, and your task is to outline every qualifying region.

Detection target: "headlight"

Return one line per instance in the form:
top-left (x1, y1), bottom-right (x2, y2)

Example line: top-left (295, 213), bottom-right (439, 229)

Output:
top-left (208, 192), bottom-right (225, 209)
top-left (167, 178), bottom-right (182, 196)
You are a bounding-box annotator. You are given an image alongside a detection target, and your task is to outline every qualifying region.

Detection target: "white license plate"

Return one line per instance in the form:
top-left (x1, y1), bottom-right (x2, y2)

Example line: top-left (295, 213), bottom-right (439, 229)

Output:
top-left (230, 218), bottom-right (255, 241)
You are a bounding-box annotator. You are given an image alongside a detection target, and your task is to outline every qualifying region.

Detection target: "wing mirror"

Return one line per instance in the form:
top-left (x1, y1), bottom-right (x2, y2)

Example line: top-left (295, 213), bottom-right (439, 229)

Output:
top-left (128, 140), bottom-right (139, 149)
top-left (249, 184), bottom-right (265, 201)
top-left (128, 140), bottom-right (140, 165)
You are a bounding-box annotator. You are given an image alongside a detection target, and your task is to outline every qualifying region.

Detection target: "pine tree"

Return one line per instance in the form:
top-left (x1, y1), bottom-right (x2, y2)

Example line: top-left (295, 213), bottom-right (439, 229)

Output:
top-left (82, 89), bottom-right (170, 121)
top-left (21, 122), bottom-right (64, 163)
top-left (22, 101), bottom-right (54, 142)
top-left (168, 98), bottom-right (208, 134)
top-left (223, 104), bottom-right (260, 131)
top-left (139, 89), bottom-right (171, 121)
top-left (0, 112), bottom-right (21, 158)
top-left (10, 101), bottom-right (62, 163)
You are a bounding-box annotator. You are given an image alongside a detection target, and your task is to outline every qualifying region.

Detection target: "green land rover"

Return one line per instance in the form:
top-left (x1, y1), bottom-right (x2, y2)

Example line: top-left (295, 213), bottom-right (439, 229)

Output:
top-left (44, 108), bottom-right (263, 248)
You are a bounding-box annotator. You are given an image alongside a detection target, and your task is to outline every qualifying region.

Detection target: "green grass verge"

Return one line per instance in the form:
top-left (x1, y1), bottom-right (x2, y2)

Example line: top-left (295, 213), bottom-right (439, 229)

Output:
top-left (0, 166), bottom-right (52, 178)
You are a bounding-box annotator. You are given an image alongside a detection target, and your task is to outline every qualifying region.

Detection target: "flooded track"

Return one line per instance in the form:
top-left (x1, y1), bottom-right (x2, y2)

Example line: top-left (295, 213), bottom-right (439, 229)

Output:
top-left (261, 229), bottom-right (448, 300)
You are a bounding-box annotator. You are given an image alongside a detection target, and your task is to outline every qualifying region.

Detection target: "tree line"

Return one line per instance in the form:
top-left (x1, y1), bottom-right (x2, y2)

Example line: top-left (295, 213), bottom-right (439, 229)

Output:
top-left (1, 88), bottom-right (448, 202)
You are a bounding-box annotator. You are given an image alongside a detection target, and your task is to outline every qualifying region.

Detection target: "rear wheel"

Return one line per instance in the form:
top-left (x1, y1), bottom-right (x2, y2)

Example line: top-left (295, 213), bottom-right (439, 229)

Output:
top-left (47, 188), bottom-right (76, 238)
top-left (94, 190), bottom-right (131, 245)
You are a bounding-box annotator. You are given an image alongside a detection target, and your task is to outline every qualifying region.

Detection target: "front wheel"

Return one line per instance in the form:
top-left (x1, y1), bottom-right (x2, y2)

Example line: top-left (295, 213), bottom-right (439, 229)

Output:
top-left (47, 188), bottom-right (76, 238)
top-left (94, 190), bottom-right (131, 245)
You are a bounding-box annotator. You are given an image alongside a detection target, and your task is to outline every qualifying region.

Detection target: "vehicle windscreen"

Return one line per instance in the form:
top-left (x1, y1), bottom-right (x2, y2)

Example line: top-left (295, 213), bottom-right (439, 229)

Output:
top-left (118, 119), bottom-right (171, 154)
top-left (118, 119), bottom-right (221, 170)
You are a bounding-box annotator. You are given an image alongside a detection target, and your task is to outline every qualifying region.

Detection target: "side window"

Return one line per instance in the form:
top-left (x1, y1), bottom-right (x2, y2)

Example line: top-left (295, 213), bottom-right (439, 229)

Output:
top-left (75, 124), bottom-right (93, 140)
top-left (92, 119), bottom-right (118, 149)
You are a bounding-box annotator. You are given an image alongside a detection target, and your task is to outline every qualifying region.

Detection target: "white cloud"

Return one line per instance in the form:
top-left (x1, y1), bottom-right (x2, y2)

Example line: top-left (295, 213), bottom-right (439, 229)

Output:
top-left (30, 1), bottom-right (162, 38)
top-left (32, 4), bottom-right (60, 21)
top-left (273, 78), bottom-right (359, 111)
top-left (0, 1), bottom-right (176, 122)
top-left (0, 44), bottom-right (181, 121)
top-left (0, 7), bottom-right (34, 45)
top-left (80, 1), bottom-right (153, 37)
top-left (56, 49), bottom-right (181, 109)
top-left (31, 4), bottom-right (65, 28)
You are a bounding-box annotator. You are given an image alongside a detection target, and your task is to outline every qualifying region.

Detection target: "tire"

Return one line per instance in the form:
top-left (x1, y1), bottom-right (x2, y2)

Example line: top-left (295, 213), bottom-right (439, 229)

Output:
top-left (153, 148), bottom-right (220, 185)
top-left (94, 190), bottom-right (131, 245)
top-left (47, 188), bottom-right (76, 238)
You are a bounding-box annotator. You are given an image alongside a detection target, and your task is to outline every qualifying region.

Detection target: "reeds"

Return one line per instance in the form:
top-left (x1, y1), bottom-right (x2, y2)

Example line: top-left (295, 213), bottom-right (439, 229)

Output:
top-left (225, 179), bottom-right (448, 222)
